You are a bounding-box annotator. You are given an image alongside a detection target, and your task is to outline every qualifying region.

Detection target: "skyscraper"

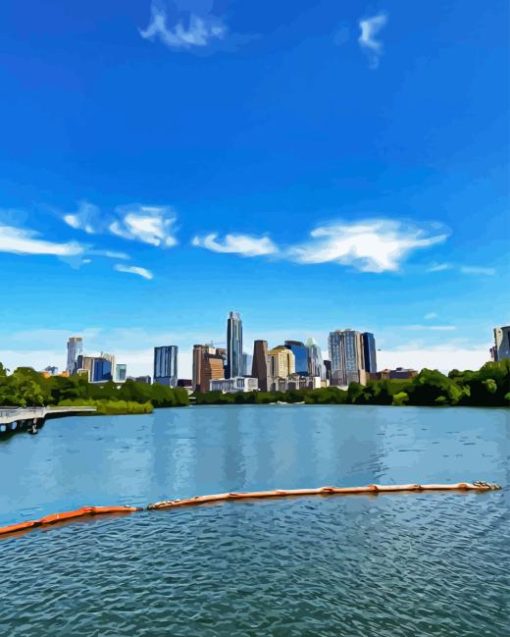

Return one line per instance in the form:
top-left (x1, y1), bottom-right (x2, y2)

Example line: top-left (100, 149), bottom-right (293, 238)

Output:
top-left (66, 336), bottom-right (83, 374)
top-left (328, 329), bottom-right (366, 386)
top-left (242, 353), bottom-right (253, 377)
top-left (226, 311), bottom-right (243, 378)
top-left (252, 340), bottom-right (270, 391)
top-left (362, 332), bottom-right (377, 373)
top-left (306, 337), bottom-right (325, 379)
top-left (493, 326), bottom-right (510, 361)
top-left (192, 344), bottom-right (206, 391)
top-left (153, 346), bottom-right (178, 387)
top-left (284, 341), bottom-right (308, 376)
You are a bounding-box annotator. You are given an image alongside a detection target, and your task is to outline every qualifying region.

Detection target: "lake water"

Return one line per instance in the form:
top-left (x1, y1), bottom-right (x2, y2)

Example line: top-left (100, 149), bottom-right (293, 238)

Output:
top-left (0, 405), bottom-right (509, 636)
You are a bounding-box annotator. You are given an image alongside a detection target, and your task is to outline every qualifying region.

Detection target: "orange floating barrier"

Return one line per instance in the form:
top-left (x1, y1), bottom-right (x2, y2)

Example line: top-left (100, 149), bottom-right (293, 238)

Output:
top-left (0, 505), bottom-right (141, 537)
top-left (0, 482), bottom-right (501, 538)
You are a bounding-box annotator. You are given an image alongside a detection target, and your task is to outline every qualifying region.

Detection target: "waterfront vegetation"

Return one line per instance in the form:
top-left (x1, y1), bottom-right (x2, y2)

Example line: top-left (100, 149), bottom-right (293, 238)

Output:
top-left (0, 364), bottom-right (189, 411)
top-left (195, 360), bottom-right (510, 408)
top-left (0, 360), bottom-right (508, 412)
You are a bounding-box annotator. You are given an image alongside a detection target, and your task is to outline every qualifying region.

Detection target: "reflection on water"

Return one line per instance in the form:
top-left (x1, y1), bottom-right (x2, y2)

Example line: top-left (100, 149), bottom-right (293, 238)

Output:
top-left (0, 405), bottom-right (509, 636)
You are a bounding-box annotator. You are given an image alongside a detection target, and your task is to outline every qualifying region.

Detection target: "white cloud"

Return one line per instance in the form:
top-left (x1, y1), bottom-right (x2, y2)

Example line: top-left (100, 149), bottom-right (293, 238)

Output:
top-left (359, 13), bottom-right (387, 69)
top-left (192, 232), bottom-right (278, 257)
top-left (403, 324), bottom-right (456, 332)
top-left (0, 224), bottom-right (84, 257)
top-left (63, 201), bottom-right (101, 234)
top-left (424, 312), bottom-right (438, 320)
top-left (109, 205), bottom-right (178, 247)
top-left (140, 3), bottom-right (226, 50)
top-left (287, 220), bottom-right (447, 273)
top-left (89, 249), bottom-right (131, 260)
top-left (114, 264), bottom-right (154, 280)
top-left (460, 266), bottom-right (496, 276)
top-left (427, 262), bottom-right (452, 272)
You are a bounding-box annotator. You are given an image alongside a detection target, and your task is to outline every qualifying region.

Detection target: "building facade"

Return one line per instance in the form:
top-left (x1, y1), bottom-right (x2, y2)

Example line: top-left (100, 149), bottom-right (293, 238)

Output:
top-left (328, 329), bottom-right (366, 386)
top-left (115, 364), bottom-right (127, 382)
top-left (199, 353), bottom-right (225, 393)
top-left (362, 332), bottom-right (377, 373)
top-left (284, 341), bottom-right (309, 376)
top-left (306, 337), bottom-right (325, 379)
top-left (153, 346), bottom-right (178, 387)
top-left (268, 346), bottom-right (295, 379)
top-left (210, 377), bottom-right (259, 393)
top-left (226, 311), bottom-right (243, 378)
top-left (252, 340), bottom-right (270, 391)
top-left (66, 336), bottom-right (83, 374)
top-left (493, 326), bottom-right (510, 361)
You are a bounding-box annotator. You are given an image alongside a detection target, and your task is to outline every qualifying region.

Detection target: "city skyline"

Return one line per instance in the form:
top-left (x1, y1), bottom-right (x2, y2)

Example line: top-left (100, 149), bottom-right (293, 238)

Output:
top-left (0, 1), bottom-right (508, 377)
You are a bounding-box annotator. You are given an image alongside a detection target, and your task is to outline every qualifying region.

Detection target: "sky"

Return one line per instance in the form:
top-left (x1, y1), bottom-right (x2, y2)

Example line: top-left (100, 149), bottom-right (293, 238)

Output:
top-left (0, 0), bottom-right (508, 378)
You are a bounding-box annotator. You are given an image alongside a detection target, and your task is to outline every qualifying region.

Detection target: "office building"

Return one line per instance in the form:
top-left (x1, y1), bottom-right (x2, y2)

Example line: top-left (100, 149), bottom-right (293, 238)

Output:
top-left (328, 329), bottom-right (366, 386)
top-left (66, 336), bottom-right (83, 374)
top-left (193, 344), bottom-right (217, 391)
top-left (370, 368), bottom-right (417, 381)
top-left (92, 356), bottom-right (114, 383)
top-left (268, 346), bottom-right (295, 379)
top-left (323, 359), bottom-right (332, 381)
top-left (153, 346), bottom-right (178, 387)
top-left (242, 353), bottom-right (253, 377)
top-left (226, 311), bottom-right (243, 378)
top-left (199, 352), bottom-right (225, 393)
top-left (210, 377), bottom-right (259, 393)
top-left (284, 341), bottom-right (309, 376)
top-left (306, 337), bottom-right (325, 379)
top-left (493, 326), bottom-right (510, 361)
top-left (251, 340), bottom-right (270, 391)
top-left (362, 332), bottom-right (377, 373)
top-left (115, 364), bottom-right (127, 383)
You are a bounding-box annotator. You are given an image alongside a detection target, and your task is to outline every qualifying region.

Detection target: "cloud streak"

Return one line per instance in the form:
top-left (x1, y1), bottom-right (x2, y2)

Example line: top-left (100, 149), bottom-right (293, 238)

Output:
top-left (192, 233), bottom-right (278, 257)
top-left (140, 3), bottom-right (226, 51)
top-left (358, 13), bottom-right (387, 69)
top-left (0, 224), bottom-right (84, 258)
top-left (114, 264), bottom-right (154, 280)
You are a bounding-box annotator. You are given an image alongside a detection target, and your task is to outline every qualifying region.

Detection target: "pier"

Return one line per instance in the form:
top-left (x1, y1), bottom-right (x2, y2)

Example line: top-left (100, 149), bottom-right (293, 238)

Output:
top-left (0, 406), bottom-right (97, 435)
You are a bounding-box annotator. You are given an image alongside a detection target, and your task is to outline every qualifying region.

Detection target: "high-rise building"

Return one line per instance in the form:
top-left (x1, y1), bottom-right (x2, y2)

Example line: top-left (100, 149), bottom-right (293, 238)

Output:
top-left (193, 344), bottom-right (218, 391)
top-left (200, 353), bottom-right (225, 392)
top-left (493, 326), bottom-right (510, 361)
top-left (362, 332), bottom-right (377, 373)
top-left (92, 356), bottom-right (114, 382)
top-left (66, 336), bottom-right (83, 374)
top-left (323, 359), bottom-right (332, 381)
top-left (226, 311), bottom-right (243, 378)
top-left (115, 364), bottom-right (127, 382)
top-left (284, 341), bottom-right (308, 376)
top-left (242, 353), bottom-right (253, 377)
top-left (252, 340), bottom-right (270, 391)
top-left (153, 346), bottom-right (178, 387)
top-left (328, 329), bottom-right (366, 386)
top-left (305, 337), bottom-right (325, 379)
top-left (268, 346), bottom-right (295, 378)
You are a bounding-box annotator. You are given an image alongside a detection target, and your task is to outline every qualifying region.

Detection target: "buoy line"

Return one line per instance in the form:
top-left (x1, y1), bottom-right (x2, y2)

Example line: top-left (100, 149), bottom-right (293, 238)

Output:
top-left (0, 481), bottom-right (501, 538)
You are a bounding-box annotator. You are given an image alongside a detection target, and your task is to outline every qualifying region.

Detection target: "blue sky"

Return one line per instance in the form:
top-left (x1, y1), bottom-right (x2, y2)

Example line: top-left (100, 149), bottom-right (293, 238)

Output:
top-left (0, 0), bottom-right (508, 377)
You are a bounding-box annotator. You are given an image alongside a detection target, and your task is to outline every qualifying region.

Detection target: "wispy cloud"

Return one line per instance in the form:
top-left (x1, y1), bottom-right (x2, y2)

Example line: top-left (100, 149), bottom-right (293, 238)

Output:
top-left (287, 220), bottom-right (447, 273)
top-left (358, 13), bottom-right (387, 69)
top-left (109, 205), bottom-right (178, 247)
top-left (140, 2), bottom-right (227, 51)
top-left (0, 224), bottom-right (84, 258)
top-left (403, 324), bottom-right (457, 332)
top-left (460, 266), bottom-right (496, 276)
top-left (424, 312), bottom-right (438, 320)
top-left (114, 264), bottom-right (154, 280)
top-left (427, 263), bottom-right (496, 276)
top-left (192, 233), bottom-right (278, 257)
top-left (63, 202), bottom-right (178, 248)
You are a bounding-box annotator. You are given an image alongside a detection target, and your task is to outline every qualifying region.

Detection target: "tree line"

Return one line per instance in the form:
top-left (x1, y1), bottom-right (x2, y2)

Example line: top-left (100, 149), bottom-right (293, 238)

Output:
top-left (195, 360), bottom-right (510, 407)
top-left (0, 364), bottom-right (189, 410)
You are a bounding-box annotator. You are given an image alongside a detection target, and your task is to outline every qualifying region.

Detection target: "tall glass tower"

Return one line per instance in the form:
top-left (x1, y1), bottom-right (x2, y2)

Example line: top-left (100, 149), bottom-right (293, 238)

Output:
top-left (284, 341), bottom-right (309, 376)
top-left (362, 332), bottom-right (377, 373)
top-left (66, 336), bottom-right (83, 374)
top-left (153, 345), bottom-right (178, 387)
top-left (226, 311), bottom-right (243, 378)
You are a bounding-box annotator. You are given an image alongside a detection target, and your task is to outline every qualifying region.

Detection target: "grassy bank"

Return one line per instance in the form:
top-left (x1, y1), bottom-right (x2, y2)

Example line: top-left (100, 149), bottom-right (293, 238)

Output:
top-left (58, 398), bottom-right (154, 415)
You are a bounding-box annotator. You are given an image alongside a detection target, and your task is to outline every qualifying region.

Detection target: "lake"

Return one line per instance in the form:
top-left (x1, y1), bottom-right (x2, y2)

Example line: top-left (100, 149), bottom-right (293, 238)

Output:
top-left (0, 405), bottom-right (509, 636)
